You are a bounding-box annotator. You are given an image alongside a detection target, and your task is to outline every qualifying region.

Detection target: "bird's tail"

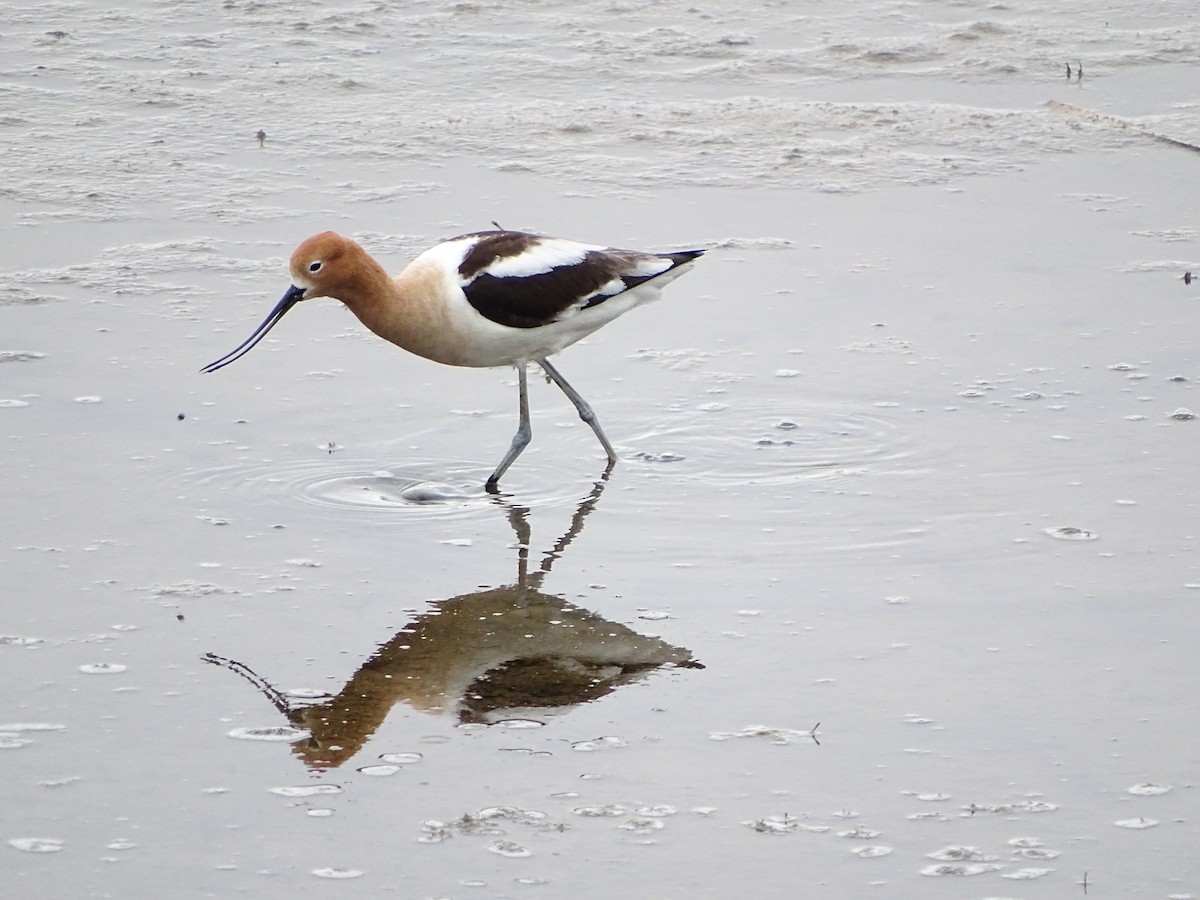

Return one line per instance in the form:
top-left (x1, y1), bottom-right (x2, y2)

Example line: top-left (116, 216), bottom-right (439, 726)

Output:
top-left (661, 248), bottom-right (706, 266)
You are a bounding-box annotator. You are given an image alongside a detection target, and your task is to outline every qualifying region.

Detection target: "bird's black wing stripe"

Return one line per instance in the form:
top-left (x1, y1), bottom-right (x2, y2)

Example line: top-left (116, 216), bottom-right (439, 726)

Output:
top-left (465, 257), bottom-right (619, 328)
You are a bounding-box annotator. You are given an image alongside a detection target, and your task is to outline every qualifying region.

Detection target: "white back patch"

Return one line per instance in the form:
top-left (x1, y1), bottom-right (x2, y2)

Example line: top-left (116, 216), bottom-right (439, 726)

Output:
top-left (470, 238), bottom-right (598, 281)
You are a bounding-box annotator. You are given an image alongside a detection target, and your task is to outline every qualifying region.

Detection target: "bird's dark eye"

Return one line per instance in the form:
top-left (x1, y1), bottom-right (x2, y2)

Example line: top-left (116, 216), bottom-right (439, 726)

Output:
top-left (308, 261), bottom-right (322, 273)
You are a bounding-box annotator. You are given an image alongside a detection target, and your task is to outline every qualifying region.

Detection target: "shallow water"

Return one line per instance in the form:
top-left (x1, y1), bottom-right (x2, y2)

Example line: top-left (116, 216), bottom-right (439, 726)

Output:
top-left (4, 0), bottom-right (1200, 897)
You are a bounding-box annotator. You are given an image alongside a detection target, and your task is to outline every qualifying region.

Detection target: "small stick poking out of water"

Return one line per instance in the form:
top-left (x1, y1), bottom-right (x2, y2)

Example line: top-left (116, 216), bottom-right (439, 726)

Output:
top-left (1185, 271), bottom-right (1193, 286)
top-left (256, 129), bottom-right (266, 147)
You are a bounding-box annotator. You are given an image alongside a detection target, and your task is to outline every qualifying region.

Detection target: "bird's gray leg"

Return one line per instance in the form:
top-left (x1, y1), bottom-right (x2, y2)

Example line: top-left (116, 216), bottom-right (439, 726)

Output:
top-left (538, 358), bottom-right (618, 464)
top-left (486, 364), bottom-right (532, 492)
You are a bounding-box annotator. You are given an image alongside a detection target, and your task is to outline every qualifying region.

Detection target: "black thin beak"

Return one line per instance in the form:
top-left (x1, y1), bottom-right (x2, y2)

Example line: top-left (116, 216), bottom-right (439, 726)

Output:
top-left (201, 285), bottom-right (307, 373)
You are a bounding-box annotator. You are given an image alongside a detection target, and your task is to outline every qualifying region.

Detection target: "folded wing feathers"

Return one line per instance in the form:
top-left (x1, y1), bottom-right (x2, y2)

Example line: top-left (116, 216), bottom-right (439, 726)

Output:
top-left (457, 231), bottom-right (703, 330)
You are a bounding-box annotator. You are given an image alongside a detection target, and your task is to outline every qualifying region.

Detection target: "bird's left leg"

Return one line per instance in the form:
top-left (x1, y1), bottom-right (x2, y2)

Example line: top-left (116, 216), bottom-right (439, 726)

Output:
top-left (538, 358), bottom-right (618, 464)
top-left (486, 364), bottom-right (533, 492)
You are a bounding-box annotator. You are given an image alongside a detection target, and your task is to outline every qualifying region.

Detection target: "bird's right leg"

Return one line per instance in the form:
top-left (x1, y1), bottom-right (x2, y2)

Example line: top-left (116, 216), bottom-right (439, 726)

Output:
top-left (486, 364), bottom-right (532, 492)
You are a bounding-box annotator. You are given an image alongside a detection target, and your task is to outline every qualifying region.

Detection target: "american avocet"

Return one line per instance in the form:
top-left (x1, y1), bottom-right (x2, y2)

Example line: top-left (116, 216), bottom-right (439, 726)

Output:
top-left (203, 230), bottom-right (704, 489)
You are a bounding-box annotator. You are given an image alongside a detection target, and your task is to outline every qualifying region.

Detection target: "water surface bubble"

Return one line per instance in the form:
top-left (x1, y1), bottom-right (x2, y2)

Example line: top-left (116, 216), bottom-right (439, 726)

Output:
top-left (311, 868), bottom-right (364, 879)
top-left (1009, 800), bottom-right (1057, 813)
top-left (488, 840), bottom-right (531, 858)
top-left (269, 784), bottom-right (343, 798)
top-left (635, 805), bottom-right (677, 818)
top-left (79, 663), bottom-right (126, 674)
top-left (285, 689), bottom-right (332, 701)
top-left (1127, 782), bottom-right (1171, 796)
top-left (927, 846), bottom-right (997, 861)
top-left (573, 805), bottom-right (627, 818)
top-left (1114, 817), bottom-right (1159, 829)
top-left (634, 450), bottom-right (686, 463)
top-left (919, 862), bottom-right (1002, 876)
top-left (619, 817), bottom-right (665, 833)
top-left (851, 845), bottom-right (892, 858)
top-left (710, 724), bottom-right (816, 743)
top-left (228, 726), bottom-right (309, 742)
top-left (417, 821), bottom-right (453, 843)
top-left (839, 826), bottom-right (881, 839)
top-left (571, 736), bottom-right (627, 751)
top-left (1003, 867), bottom-right (1054, 879)
top-left (356, 764), bottom-right (400, 776)
top-left (379, 752), bottom-right (423, 765)
top-left (8, 837), bottom-right (64, 853)
top-left (0, 635), bottom-right (43, 646)
top-left (1043, 526), bottom-right (1098, 541)
top-left (1007, 836), bottom-right (1042, 847)
top-left (1013, 847), bottom-right (1060, 859)
top-left (478, 807), bottom-right (547, 824)
top-left (747, 814), bottom-right (799, 834)
top-left (493, 718), bottom-right (544, 729)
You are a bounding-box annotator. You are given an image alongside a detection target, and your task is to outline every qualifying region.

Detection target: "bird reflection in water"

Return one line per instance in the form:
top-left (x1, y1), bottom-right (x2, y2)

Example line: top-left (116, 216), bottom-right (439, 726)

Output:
top-left (203, 475), bottom-right (702, 769)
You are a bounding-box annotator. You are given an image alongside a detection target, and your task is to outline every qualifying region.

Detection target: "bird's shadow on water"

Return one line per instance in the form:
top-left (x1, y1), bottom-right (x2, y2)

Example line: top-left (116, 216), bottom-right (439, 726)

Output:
top-left (203, 472), bottom-right (703, 770)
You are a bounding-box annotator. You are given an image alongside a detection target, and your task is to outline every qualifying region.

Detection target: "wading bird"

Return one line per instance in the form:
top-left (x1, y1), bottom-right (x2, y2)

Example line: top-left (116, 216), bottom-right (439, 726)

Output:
top-left (203, 230), bottom-right (703, 490)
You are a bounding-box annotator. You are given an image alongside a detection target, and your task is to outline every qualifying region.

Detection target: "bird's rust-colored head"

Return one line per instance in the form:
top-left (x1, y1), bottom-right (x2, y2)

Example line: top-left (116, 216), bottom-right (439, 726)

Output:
top-left (201, 232), bottom-right (366, 373)
top-left (287, 231), bottom-right (361, 301)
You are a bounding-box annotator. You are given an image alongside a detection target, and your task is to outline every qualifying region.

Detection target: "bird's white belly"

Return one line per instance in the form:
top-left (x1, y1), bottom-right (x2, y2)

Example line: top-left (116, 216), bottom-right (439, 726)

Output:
top-left (441, 283), bottom-right (652, 368)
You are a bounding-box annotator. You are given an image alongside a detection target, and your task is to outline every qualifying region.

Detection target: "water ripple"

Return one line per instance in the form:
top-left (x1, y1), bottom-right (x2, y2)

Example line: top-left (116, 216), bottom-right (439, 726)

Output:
top-left (621, 401), bottom-right (919, 489)
top-left (174, 454), bottom-right (597, 522)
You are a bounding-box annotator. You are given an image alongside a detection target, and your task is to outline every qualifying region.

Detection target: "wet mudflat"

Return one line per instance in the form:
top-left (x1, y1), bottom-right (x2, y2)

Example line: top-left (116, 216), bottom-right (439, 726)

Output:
top-left (3, 0), bottom-right (1199, 897)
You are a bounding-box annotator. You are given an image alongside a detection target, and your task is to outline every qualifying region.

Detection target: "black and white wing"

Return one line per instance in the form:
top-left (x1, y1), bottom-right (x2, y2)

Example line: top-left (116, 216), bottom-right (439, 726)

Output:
top-left (455, 231), bottom-right (704, 329)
